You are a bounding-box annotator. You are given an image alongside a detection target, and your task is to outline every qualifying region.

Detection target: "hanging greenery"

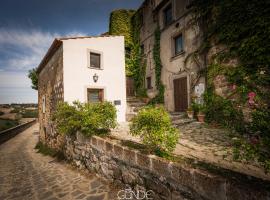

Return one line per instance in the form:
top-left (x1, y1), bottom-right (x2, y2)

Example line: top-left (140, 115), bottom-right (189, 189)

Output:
top-left (109, 9), bottom-right (146, 96)
top-left (191, 0), bottom-right (270, 170)
top-left (149, 28), bottom-right (165, 104)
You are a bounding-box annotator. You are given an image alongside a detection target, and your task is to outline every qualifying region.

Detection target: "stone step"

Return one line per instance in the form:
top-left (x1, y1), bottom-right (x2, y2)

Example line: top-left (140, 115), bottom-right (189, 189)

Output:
top-left (173, 118), bottom-right (196, 127)
top-left (127, 102), bottom-right (147, 107)
top-left (127, 97), bottom-right (143, 103)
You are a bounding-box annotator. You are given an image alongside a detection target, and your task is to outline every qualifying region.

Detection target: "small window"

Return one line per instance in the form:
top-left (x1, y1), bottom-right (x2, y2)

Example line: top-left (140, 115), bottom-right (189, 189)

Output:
top-left (164, 4), bottom-right (173, 26)
top-left (147, 77), bottom-right (152, 89)
top-left (174, 34), bottom-right (184, 55)
top-left (42, 96), bottom-right (46, 113)
top-left (87, 89), bottom-right (103, 103)
top-left (140, 44), bottom-right (145, 55)
top-left (90, 52), bottom-right (101, 69)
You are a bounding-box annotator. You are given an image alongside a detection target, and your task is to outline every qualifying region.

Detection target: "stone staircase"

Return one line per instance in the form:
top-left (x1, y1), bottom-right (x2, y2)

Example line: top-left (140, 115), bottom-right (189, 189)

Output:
top-left (126, 97), bottom-right (147, 121)
top-left (126, 97), bottom-right (196, 126)
top-left (170, 112), bottom-right (196, 127)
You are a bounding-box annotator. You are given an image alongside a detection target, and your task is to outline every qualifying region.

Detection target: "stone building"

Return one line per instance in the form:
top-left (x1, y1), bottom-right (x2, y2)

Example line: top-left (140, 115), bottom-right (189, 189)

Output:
top-left (37, 36), bottom-right (126, 146)
top-left (138, 0), bottom-right (205, 112)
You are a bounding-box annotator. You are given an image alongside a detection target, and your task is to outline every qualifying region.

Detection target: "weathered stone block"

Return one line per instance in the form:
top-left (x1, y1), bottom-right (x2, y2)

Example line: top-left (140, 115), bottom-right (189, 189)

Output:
top-left (226, 181), bottom-right (270, 200)
top-left (193, 169), bottom-right (226, 200)
top-left (96, 138), bottom-right (106, 152)
top-left (105, 141), bottom-right (113, 153)
top-left (123, 148), bottom-right (136, 166)
top-left (113, 144), bottom-right (123, 159)
top-left (136, 153), bottom-right (151, 169)
top-left (151, 157), bottom-right (171, 178)
top-left (171, 164), bottom-right (194, 189)
top-left (91, 137), bottom-right (97, 147)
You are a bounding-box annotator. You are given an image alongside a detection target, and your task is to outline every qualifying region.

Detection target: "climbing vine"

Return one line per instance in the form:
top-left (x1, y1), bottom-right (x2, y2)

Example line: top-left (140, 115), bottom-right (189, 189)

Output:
top-left (109, 9), bottom-right (146, 96)
top-left (149, 29), bottom-right (164, 104)
top-left (191, 0), bottom-right (270, 170)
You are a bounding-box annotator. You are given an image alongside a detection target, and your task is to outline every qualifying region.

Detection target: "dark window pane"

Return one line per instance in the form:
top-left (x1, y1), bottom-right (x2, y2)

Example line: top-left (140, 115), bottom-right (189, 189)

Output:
top-left (147, 77), bottom-right (152, 89)
top-left (87, 89), bottom-right (103, 103)
top-left (90, 53), bottom-right (101, 68)
top-left (175, 34), bottom-right (183, 55)
top-left (164, 4), bottom-right (172, 26)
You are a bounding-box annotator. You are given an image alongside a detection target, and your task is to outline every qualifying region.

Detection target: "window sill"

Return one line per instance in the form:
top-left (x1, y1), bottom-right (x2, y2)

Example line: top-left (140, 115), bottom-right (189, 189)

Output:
top-left (88, 67), bottom-right (104, 70)
top-left (171, 51), bottom-right (185, 61)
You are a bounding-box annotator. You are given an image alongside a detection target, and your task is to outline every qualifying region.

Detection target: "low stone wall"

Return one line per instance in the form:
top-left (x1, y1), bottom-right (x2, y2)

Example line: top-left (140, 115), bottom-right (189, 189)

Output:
top-left (0, 119), bottom-right (37, 144)
top-left (61, 132), bottom-right (270, 200)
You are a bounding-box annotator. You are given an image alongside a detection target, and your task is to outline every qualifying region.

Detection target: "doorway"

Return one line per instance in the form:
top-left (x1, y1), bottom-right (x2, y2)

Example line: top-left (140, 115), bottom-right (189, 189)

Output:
top-left (173, 77), bottom-right (188, 112)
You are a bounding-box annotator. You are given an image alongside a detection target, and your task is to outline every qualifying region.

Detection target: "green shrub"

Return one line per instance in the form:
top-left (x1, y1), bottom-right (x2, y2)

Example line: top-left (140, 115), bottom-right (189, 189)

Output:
top-left (81, 102), bottom-right (117, 136)
top-left (52, 101), bottom-right (117, 136)
top-left (130, 106), bottom-right (179, 154)
top-left (52, 102), bottom-right (82, 135)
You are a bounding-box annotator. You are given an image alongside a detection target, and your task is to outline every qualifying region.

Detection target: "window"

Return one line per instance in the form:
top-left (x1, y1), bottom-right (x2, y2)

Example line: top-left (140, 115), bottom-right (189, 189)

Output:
top-left (147, 77), bottom-right (152, 89)
top-left (163, 4), bottom-right (173, 26)
top-left (87, 89), bottom-right (103, 103)
top-left (42, 96), bottom-right (46, 113)
top-left (90, 52), bottom-right (101, 69)
top-left (140, 44), bottom-right (145, 55)
top-left (174, 34), bottom-right (183, 55)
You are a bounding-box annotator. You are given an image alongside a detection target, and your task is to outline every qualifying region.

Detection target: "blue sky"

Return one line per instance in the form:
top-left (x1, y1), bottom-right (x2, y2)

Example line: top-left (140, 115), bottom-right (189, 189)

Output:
top-left (0, 0), bottom-right (143, 104)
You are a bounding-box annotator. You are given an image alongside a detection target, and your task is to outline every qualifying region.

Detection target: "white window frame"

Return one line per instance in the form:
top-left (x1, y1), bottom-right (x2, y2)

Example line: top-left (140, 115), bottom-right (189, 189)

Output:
top-left (87, 49), bottom-right (104, 70)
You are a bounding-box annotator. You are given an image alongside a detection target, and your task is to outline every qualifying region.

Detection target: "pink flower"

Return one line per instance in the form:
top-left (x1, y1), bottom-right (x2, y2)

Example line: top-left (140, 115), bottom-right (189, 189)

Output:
top-left (248, 92), bottom-right (256, 105)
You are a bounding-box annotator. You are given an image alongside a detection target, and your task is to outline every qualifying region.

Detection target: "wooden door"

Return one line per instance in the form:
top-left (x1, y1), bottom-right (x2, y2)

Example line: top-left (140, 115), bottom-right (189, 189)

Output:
top-left (173, 77), bottom-right (188, 112)
top-left (126, 77), bottom-right (135, 97)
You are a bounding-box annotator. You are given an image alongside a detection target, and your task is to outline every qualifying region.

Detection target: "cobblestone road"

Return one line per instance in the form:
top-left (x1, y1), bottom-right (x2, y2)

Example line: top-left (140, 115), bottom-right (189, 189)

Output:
top-left (0, 123), bottom-right (119, 200)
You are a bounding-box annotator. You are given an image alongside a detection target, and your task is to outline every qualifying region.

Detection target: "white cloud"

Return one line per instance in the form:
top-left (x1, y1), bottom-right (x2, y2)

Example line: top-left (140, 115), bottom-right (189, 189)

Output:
top-left (0, 71), bottom-right (30, 88)
top-left (0, 28), bottom-right (86, 103)
top-left (0, 28), bottom-right (86, 71)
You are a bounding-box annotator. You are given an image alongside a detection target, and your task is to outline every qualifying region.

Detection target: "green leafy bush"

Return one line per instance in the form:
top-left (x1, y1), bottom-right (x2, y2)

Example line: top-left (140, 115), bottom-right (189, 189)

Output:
top-left (81, 102), bottom-right (117, 136)
top-left (52, 102), bottom-right (82, 135)
top-left (52, 101), bottom-right (117, 136)
top-left (130, 106), bottom-right (179, 154)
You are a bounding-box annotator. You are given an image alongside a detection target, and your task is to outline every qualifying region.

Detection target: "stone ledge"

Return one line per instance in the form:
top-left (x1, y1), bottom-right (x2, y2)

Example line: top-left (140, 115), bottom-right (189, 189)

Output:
top-left (63, 134), bottom-right (270, 200)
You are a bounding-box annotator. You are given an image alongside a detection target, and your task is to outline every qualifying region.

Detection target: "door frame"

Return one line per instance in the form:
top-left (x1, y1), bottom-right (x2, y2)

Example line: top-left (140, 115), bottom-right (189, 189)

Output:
top-left (84, 86), bottom-right (106, 103)
top-left (172, 73), bottom-right (190, 112)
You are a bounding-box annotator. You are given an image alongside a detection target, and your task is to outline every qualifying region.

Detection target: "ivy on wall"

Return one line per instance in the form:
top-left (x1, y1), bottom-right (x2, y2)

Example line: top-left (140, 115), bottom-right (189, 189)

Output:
top-left (150, 29), bottom-right (164, 104)
top-left (191, 0), bottom-right (270, 169)
top-left (109, 9), bottom-right (146, 96)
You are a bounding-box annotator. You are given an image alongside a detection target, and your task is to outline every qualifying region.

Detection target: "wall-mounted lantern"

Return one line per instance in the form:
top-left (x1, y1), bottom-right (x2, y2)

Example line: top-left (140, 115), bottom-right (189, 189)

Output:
top-left (93, 73), bottom-right (99, 83)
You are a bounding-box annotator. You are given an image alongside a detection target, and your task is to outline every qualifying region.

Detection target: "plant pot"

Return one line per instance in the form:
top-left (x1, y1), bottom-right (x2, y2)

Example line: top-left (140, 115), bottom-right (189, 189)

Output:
top-left (197, 113), bottom-right (205, 123)
top-left (142, 97), bottom-right (150, 104)
top-left (186, 110), bottom-right (194, 119)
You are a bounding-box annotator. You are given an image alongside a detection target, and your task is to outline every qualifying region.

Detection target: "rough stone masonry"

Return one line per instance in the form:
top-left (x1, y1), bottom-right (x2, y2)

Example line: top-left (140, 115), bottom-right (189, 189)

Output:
top-left (58, 132), bottom-right (270, 200)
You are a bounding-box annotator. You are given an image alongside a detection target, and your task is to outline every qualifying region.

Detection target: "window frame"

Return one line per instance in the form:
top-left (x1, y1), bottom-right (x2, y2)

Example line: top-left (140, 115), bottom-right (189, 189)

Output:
top-left (87, 49), bottom-right (103, 70)
top-left (163, 4), bottom-right (173, 27)
top-left (173, 33), bottom-right (184, 56)
top-left (87, 89), bottom-right (104, 103)
top-left (146, 76), bottom-right (152, 90)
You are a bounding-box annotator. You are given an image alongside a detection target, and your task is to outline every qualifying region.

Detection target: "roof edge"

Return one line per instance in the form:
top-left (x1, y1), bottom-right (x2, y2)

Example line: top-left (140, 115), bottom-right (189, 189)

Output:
top-left (36, 39), bottom-right (62, 74)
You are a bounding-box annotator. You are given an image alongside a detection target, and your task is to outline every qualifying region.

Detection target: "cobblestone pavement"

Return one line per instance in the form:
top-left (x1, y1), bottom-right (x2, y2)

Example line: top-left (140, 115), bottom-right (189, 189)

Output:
top-left (112, 122), bottom-right (270, 181)
top-left (0, 123), bottom-right (120, 200)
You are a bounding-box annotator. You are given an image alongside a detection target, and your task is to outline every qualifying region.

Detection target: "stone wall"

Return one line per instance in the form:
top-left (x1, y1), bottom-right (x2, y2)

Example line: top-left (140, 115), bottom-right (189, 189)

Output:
top-left (38, 45), bottom-right (64, 149)
top-left (62, 132), bottom-right (270, 200)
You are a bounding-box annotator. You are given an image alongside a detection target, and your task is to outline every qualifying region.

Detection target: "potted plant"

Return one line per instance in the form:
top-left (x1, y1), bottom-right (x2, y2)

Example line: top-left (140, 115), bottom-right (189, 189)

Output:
top-left (186, 107), bottom-right (194, 119)
top-left (197, 105), bottom-right (206, 123)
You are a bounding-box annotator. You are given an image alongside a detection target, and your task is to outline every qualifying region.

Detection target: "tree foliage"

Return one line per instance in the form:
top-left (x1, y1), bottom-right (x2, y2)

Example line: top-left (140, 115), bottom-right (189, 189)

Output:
top-left (28, 68), bottom-right (38, 90)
